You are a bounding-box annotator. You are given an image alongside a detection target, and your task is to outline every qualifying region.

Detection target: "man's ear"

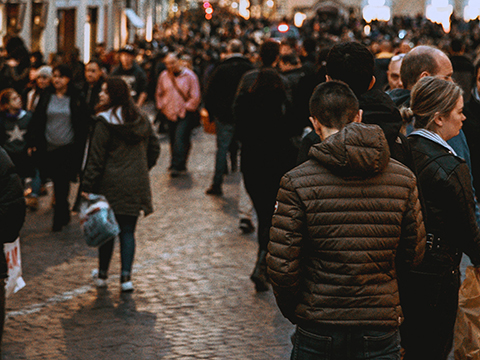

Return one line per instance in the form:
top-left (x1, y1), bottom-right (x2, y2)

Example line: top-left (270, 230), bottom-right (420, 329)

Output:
top-left (419, 71), bottom-right (430, 80)
top-left (368, 76), bottom-right (376, 90)
top-left (353, 109), bottom-right (363, 123)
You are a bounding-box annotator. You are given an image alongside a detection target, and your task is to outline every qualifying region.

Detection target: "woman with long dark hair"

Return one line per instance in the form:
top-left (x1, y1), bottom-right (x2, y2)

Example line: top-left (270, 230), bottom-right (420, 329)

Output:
top-left (81, 77), bottom-right (160, 292)
top-left (28, 64), bottom-right (88, 231)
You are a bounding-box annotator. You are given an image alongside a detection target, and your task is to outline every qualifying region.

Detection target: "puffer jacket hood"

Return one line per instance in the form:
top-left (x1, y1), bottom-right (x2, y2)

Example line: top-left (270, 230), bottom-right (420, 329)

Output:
top-left (309, 122), bottom-right (390, 177)
top-left (97, 108), bottom-right (151, 145)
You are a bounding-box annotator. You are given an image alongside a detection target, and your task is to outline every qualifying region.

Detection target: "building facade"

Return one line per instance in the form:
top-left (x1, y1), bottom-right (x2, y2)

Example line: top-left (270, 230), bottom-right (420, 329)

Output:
top-left (0, 0), bottom-right (168, 62)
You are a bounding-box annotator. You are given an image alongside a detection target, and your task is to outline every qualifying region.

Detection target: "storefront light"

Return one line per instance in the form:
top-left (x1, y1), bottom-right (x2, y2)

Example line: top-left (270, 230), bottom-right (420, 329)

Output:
top-left (426, 0), bottom-right (453, 32)
top-left (294, 12), bottom-right (307, 27)
top-left (84, 22), bottom-right (91, 63)
top-left (239, 0), bottom-right (250, 19)
top-left (363, 0), bottom-right (391, 23)
top-left (146, 15), bottom-right (153, 42)
top-left (464, 0), bottom-right (480, 20)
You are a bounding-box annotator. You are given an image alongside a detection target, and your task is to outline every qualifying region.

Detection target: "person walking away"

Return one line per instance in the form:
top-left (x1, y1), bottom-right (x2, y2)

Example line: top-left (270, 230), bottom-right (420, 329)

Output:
top-left (0, 146), bottom-right (26, 356)
top-left (400, 76), bottom-right (480, 360)
top-left (268, 81), bottom-right (426, 360)
top-left (110, 45), bottom-right (148, 108)
top-left (28, 64), bottom-right (88, 231)
top-left (204, 39), bottom-right (253, 196)
top-left (156, 52), bottom-right (201, 177)
top-left (81, 77), bottom-right (160, 292)
top-left (233, 40), bottom-right (297, 292)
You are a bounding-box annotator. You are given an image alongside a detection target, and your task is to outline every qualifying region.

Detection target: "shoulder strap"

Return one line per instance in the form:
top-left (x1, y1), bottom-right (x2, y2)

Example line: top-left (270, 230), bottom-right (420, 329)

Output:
top-left (169, 73), bottom-right (190, 102)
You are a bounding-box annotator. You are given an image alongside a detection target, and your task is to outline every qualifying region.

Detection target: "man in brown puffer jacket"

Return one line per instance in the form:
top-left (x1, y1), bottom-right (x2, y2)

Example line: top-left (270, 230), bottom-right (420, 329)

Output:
top-left (267, 81), bottom-right (426, 360)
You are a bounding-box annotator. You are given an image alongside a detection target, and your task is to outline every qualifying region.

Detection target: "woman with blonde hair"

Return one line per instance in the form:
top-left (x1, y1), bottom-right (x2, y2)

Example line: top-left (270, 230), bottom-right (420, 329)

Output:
top-left (400, 76), bottom-right (480, 359)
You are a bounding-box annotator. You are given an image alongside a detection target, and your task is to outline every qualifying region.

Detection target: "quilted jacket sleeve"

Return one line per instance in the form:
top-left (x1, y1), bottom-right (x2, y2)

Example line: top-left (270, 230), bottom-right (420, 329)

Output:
top-left (267, 174), bottom-right (305, 323)
top-left (396, 178), bottom-right (426, 272)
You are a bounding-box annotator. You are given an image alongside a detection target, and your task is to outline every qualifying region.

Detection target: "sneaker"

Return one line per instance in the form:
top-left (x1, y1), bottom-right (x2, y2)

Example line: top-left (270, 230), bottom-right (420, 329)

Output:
top-left (120, 275), bottom-right (134, 292)
top-left (92, 269), bottom-right (108, 288)
top-left (239, 219), bottom-right (255, 234)
top-left (121, 281), bottom-right (134, 292)
top-left (206, 185), bottom-right (222, 196)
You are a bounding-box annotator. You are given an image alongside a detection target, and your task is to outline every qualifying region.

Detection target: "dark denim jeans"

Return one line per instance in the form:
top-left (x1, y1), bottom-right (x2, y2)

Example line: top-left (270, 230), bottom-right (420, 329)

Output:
top-left (212, 121), bottom-right (235, 186)
top-left (168, 114), bottom-right (194, 171)
top-left (291, 326), bottom-right (401, 360)
top-left (99, 215), bottom-right (138, 277)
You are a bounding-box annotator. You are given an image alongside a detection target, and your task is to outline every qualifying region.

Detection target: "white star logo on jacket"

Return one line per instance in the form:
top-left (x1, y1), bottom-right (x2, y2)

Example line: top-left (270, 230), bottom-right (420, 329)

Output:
top-left (6, 125), bottom-right (27, 142)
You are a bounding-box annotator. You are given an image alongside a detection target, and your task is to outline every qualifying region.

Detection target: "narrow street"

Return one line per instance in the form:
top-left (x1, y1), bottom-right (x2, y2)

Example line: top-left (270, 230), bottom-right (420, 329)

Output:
top-left (2, 126), bottom-right (294, 359)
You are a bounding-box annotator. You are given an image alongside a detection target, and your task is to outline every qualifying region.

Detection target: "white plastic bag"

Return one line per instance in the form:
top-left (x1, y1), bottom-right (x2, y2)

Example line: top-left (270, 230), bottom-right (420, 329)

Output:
top-left (4, 238), bottom-right (25, 297)
top-left (79, 194), bottom-right (120, 247)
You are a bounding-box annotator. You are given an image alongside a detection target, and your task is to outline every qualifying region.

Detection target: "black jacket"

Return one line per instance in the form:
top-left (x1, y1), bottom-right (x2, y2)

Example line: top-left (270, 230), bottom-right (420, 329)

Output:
top-left (82, 78), bottom-right (105, 116)
top-left (408, 135), bottom-right (480, 269)
top-left (462, 95), bottom-right (480, 197)
top-left (204, 55), bottom-right (253, 123)
top-left (0, 146), bottom-right (25, 278)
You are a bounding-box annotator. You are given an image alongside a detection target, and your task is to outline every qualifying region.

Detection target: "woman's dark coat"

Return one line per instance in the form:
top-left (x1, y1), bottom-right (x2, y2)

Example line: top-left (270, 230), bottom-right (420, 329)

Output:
top-left (81, 114), bottom-right (160, 217)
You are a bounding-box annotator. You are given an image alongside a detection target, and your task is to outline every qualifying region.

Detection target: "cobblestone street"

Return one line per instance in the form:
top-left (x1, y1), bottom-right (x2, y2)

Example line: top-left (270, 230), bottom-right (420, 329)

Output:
top-left (2, 126), bottom-right (294, 359)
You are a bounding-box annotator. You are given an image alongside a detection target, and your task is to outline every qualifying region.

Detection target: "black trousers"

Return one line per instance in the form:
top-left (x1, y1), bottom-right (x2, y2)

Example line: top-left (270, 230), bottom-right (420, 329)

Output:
top-left (241, 166), bottom-right (283, 252)
top-left (400, 267), bottom-right (460, 360)
top-left (44, 145), bottom-right (76, 226)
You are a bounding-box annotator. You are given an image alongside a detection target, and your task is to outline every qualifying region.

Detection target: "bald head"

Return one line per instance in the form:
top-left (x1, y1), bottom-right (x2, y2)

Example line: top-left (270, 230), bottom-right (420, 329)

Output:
top-left (400, 45), bottom-right (453, 90)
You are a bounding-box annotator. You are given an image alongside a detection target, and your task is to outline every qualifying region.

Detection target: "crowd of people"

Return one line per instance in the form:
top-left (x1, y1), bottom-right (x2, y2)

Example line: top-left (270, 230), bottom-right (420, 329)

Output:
top-left (2, 8), bottom-right (480, 358)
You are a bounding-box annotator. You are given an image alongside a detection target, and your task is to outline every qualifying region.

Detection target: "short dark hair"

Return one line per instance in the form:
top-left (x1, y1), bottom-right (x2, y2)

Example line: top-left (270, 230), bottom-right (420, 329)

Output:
top-left (309, 81), bottom-right (359, 129)
top-left (400, 47), bottom-right (439, 90)
top-left (260, 40), bottom-right (280, 67)
top-left (87, 58), bottom-right (103, 68)
top-left (53, 64), bottom-right (73, 79)
top-left (326, 42), bottom-right (374, 97)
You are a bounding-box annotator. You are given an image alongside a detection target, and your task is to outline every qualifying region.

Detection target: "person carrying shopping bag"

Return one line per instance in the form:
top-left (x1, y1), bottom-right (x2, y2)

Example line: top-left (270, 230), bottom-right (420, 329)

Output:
top-left (81, 76), bottom-right (160, 292)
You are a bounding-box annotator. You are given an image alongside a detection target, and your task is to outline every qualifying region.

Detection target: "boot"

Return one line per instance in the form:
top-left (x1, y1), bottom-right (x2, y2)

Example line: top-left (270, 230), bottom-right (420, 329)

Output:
top-left (250, 250), bottom-right (269, 292)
